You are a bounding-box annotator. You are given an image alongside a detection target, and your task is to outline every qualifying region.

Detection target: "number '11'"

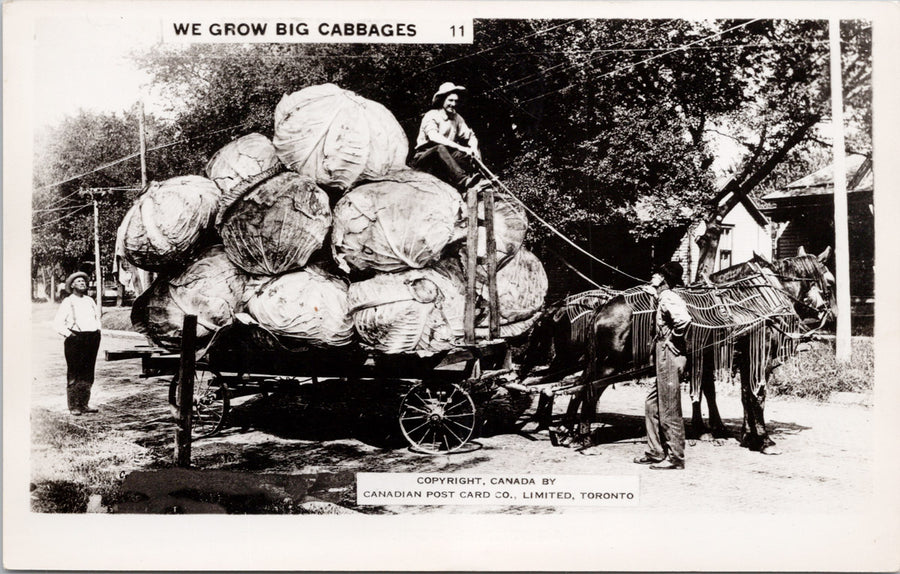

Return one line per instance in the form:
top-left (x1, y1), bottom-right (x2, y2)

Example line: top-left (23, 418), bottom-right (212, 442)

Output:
top-left (451, 25), bottom-right (464, 37)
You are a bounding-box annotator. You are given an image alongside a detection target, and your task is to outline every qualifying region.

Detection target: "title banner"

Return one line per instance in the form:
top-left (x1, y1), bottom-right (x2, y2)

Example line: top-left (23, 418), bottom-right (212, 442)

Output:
top-left (163, 18), bottom-right (474, 43)
top-left (357, 473), bottom-right (640, 507)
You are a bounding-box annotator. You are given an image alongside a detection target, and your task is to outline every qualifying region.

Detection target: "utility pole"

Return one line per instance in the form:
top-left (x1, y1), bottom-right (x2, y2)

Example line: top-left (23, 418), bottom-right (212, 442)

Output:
top-left (73, 188), bottom-right (105, 310)
top-left (829, 19), bottom-right (852, 363)
top-left (139, 101), bottom-right (148, 189)
top-left (81, 186), bottom-right (138, 311)
top-left (116, 102), bottom-right (149, 307)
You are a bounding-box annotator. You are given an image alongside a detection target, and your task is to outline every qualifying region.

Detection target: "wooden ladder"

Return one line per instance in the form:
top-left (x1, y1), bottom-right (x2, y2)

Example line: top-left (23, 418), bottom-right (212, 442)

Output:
top-left (463, 177), bottom-right (501, 344)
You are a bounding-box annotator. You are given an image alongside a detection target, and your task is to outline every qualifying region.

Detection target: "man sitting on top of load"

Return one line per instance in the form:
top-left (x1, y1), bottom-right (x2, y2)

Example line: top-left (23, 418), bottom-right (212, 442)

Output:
top-left (411, 82), bottom-right (484, 193)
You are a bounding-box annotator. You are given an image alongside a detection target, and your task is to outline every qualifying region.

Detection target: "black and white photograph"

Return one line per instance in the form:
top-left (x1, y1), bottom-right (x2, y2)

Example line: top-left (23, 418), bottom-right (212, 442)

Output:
top-left (4, 1), bottom-right (899, 570)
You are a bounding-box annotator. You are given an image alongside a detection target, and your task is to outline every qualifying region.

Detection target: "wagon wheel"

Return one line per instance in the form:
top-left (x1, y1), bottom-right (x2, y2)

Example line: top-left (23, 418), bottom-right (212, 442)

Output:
top-left (399, 383), bottom-right (476, 454)
top-left (168, 371), bottom-right (230, 439)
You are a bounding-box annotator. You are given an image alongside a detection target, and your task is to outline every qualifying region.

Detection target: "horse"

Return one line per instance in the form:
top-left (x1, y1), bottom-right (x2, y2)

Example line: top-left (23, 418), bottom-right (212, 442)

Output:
top-left (534, 247), bottom-right (835, 451)
top-left (516, 288), bottom-right (617, 430)
top-left (690, 246), bottom-right (836, 438)
top-left (518, 288), bottom-right (617, 379)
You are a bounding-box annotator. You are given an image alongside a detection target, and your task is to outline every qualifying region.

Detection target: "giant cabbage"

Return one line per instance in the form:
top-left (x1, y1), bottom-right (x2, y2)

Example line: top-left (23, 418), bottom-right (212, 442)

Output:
top-left (460, 191), bottom-right (528, 280)
top-left (331, 170), bottom-right (465, 273)
top-left (205, 133), bottom-right (285, 226)
top-left (119, 175), bottom-right (221, 271)
top-left (130, 245), bottom-right (247, 350)
top-left (244, 266), bottom-right (355, 347)
top-left (348, 263), bottom-right (473, 354)
top-left (219, 172), bottom-right (332, 276)
top-left (475, 247), bottom-right (547, 338)
top-left (273, 83), bottom-right (408, 192)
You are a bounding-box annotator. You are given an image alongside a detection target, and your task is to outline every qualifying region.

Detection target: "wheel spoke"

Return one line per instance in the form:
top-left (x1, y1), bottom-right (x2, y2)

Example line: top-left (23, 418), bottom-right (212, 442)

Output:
top-left (444, 412), bottom-right (475, 419)
top-left (404, 418), bottom-right (432, 437)
top-left (420, 425), bottom-right (435, 448)
top-left (444, 399), bottom-right (471, 414)
top-left (399, 413), bottom-right (429, 423)
top-left (440, 422), bottom-right (465, 446)
top-left (401, 404), bottom-right (432, 416)
top-left (444, 417), bottom-right (474, 433)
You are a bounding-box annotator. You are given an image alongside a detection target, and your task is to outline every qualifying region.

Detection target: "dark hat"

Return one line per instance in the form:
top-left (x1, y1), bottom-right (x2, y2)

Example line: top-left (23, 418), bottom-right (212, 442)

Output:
top-left (655, 261), bottom-right (684, 287)
top-left (432, 82), bottom-right (466, 105)
top-left (65, 271), bottom-right (90, 292)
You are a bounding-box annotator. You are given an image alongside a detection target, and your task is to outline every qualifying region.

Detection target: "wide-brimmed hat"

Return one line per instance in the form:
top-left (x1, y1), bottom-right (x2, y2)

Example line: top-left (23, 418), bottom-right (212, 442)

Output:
top-left (432, 82), bottom-right (466, 105)
top-left (65, 271), bottom-right (90, 291)
top-left (655, 261), bottom-right (684, 287)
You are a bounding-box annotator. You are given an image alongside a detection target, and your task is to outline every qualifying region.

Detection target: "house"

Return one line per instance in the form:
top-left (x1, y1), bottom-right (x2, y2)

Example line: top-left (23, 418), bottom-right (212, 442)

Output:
top-left (761, 155), bottom-right (874, 299)
top-left (674, 191), bottom-right (772, 284)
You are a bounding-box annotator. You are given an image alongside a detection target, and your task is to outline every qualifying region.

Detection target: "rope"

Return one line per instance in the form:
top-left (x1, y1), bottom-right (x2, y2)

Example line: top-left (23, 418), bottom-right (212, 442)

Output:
top-left (548, 248), bottom-right (604, 289)
top-left (474, 158), bottom-right (646, 284)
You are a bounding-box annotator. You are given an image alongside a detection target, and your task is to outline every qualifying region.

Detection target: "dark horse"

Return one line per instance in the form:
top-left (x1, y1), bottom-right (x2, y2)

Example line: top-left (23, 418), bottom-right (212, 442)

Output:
top-left (526, 248), bottom-right (835, 451)
top-left (691, 247), bottom-right (835, 439)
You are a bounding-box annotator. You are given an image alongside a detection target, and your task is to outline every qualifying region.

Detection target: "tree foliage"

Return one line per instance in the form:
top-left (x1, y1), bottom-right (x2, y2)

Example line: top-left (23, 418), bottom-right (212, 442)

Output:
top-left (32, 109), bottom-right (190, 279)
top-left (34, 19), bottom-right (871, 290)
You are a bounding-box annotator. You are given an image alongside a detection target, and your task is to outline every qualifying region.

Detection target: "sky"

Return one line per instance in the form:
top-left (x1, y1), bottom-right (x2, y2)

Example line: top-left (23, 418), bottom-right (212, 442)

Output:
top-left (33, 15), bottom-right (169, 129)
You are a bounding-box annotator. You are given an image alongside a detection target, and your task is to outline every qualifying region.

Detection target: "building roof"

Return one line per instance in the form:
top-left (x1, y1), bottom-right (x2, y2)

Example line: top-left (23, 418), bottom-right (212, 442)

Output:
top-left (762, 155), bottom-right (872, 203)
top-left (728, 193), bottom-right (769, 227)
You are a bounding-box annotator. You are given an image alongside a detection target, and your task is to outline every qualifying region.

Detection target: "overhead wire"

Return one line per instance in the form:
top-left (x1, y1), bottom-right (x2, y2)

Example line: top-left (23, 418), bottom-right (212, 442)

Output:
top-left (33, 203), bottom-right (92, 214)
top-left (35, 121), bottom-right (251, 194)
top-left (485, 19), bottom-right (678, 96)
top-left (519, 19), bottom-right (763, 105)
top-left (31, 204), bottom-right (92, 230)
top-left (412, 19), bottom-right (581, 78)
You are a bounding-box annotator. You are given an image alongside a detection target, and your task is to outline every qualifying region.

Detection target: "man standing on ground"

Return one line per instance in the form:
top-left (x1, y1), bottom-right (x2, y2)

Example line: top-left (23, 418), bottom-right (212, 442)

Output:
top-left (411, 82), bottom-right (483, 192)
top-left (634, 261), bottom-right (691, 470)
top-left (53, 271), bottom-right (102, 416)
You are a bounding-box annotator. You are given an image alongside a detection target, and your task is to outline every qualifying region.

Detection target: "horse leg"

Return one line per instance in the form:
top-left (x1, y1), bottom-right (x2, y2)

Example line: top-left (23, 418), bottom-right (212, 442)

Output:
top-left (701, 361), bottom-right (727, 438)
top-left (690, 348), bottom-right (716, 440)
top-left (737, 341), bottom-right (779, 454)
top-left (549, 390), bottom-right (583, 447)
top-left (690, 398), bottom-right (708, 439)
top-left (576, 383), bottom-right (610, 448)
top-left (534, 388), bottom-right (554, 431)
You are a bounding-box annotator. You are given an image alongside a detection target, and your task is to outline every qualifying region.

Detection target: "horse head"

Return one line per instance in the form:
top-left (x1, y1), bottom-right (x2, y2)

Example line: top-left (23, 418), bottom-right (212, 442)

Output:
top-left (775, 247), bottom-right (836, 326)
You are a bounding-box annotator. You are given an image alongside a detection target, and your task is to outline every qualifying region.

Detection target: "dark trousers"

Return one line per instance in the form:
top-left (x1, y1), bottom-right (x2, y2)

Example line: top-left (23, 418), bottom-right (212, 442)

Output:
top-left (644, 341), bottom-right (686, 464)
top-left (411, 145), bottom-right (474, 188)
top-left (64, 330), bottom-right (101, 411)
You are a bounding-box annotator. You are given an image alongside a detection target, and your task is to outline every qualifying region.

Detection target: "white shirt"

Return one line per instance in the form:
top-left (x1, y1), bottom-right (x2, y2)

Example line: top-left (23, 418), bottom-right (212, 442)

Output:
top-left (415, 109), bottom-right (476, 150)
top-left (656, 287), bottom-right (692, 340)
top-left (54, 294), bottom-right (102, 337)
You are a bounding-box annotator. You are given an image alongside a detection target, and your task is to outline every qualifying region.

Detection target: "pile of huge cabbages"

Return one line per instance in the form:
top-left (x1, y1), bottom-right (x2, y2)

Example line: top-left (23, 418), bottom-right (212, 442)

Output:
top-left (123, 84), bottom-right (547, 355)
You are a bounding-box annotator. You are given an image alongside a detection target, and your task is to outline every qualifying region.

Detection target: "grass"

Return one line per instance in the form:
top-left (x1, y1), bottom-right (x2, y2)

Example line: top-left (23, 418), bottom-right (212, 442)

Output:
top-left (31, 409), bottom-right (154, 512)
top-left (769, 338), bottom-right (874, 401)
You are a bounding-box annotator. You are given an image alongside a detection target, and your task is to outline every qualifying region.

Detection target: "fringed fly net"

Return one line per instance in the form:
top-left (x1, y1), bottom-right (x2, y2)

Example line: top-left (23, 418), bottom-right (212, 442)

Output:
top-left (681, 268), bottom-right (799, 399)
top-left (564, 265), bottom-right (800, 398)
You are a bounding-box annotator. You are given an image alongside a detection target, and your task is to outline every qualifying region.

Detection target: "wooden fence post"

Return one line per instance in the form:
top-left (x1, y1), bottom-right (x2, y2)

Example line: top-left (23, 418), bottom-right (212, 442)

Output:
top-left (175, 314), bottom-right (197, 468)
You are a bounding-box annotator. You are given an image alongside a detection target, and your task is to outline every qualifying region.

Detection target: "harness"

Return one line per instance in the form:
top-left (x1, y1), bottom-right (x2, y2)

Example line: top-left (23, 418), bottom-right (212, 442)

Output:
top-left (564, 270), bottom-right (800, 400)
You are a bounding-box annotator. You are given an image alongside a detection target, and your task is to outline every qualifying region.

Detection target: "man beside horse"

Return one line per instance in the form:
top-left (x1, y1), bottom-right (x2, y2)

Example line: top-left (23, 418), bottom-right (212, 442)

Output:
top-left (634, 261), bottom-right (691, 470)
top-left (522, 249), bottom-right (833, 459)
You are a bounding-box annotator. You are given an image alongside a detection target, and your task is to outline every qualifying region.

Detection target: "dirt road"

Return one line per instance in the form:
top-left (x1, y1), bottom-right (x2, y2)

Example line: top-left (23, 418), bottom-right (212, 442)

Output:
top-left (29, 303), bottom-right (874, 514)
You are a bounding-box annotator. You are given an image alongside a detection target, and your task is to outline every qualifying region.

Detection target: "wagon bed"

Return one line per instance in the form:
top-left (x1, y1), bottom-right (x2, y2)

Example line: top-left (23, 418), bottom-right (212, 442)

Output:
top-left (108, 317), bottom-right (516, 454)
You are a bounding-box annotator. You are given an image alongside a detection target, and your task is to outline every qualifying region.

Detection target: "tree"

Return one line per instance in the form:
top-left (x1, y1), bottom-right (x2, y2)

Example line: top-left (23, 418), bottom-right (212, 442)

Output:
top-left (131, 19), bottom-right (870, 289)
top-left (692, 20), bottom-right (871, 282)
top-left (32, 109), bottom-right (190, 287)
